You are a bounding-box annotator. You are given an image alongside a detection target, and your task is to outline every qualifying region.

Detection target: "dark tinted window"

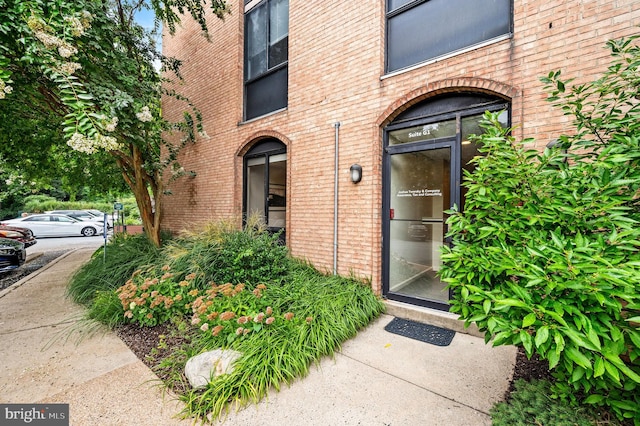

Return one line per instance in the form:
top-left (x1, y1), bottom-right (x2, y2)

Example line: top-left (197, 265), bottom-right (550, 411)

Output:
top-left (244, 0), bottom-right (289, 120)
top-left (25, 216), bottom-right (48, 222)
top-left (245, 67), bottom-right (288, 120)
top-left (386, 0), bottom-right (511, 72)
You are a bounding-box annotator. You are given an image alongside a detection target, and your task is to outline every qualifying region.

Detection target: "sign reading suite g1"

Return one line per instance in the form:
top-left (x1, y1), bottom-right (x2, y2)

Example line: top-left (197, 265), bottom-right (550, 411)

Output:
top-left (0, 404), bottom-right (69, 425)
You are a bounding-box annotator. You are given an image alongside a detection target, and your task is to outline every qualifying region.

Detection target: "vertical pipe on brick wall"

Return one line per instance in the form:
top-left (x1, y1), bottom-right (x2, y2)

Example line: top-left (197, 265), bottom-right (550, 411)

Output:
top-left (333, 122), bottom-right (340, 275)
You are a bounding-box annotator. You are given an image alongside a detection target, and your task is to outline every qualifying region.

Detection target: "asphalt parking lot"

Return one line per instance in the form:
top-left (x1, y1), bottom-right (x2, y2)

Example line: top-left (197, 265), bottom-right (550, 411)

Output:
top-left (26, 235), bottom-right (107, 252)
top-left (0, 235), bottom-right (106, 291)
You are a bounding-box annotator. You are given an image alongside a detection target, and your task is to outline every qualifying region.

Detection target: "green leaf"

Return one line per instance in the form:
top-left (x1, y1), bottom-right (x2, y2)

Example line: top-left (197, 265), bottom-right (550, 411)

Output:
top-left (496, 298), bottom-right (528, 308)
top-left (628, 331), bottom-right (640, 349)
top-left (520, 330), bottom-right (533, 355)
top-left (76, 93), bottom-right (93, 100)
top-left (571, 366), bottom-right (585, 383)
top-left (548, 349), bottom-right (560, 369)
top-left (563, 327), bottom-right (600, 352)
top-left (604, 359), bottom-right (621, 384)
top-left (594, 357), bottom-right (605, 378)
top-left (583, 394), bottom-right (605, 404)
top-left (535, 326), bottom-right (549, 347)
top-left (605, 355), bottom-right (640, 383)
top-left (492, 331), bottom-right (512, 346)
top-left (586, 327), bottom-right (602, 351)
top-left (565, 346), bottom-right (591, 370)
top-left (522, 312), bottom-right (536, 328)
top-left (483, 299), bottom-right (491, 315)
top-left (542, 309), bottom-right (568, 327)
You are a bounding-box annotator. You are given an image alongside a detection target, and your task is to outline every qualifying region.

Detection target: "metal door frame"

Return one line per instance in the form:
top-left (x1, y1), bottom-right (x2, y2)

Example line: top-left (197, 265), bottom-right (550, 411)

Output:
top-left (382, 98), bottom-right (510, 310)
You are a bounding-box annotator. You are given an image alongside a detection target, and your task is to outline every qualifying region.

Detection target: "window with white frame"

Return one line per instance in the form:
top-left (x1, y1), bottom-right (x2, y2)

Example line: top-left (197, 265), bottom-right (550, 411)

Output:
top-left (386, 0), bottom-right (512, 73)
top-left (244, 0), bottom-right (289, 120)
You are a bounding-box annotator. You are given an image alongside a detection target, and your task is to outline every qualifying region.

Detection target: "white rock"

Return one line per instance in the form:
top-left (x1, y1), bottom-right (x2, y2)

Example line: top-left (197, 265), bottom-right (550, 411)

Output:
top-left (184, 349), bottom-right (243, 389)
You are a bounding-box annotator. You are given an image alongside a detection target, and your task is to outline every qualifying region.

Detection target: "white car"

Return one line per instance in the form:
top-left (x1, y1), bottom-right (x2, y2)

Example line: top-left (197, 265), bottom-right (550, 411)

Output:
top-left (1, 214), bottom-right (104, 238)
top-left (47, 209), bottom-right (113, 229)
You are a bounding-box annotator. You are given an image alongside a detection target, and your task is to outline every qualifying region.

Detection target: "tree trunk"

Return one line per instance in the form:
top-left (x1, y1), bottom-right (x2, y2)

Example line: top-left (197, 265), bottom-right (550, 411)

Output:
top-left (117, 143), bottom-right (163, 247)
top-left (132, 182), bottom-right (161, 247)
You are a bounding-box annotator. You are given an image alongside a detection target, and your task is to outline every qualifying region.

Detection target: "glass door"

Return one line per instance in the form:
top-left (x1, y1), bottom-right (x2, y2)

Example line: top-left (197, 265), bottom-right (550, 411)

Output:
top-left (382, 95), bottom-right (510, 310)
top-left (387, 146), bottom-right (452, 305)
top-left (244, 139), bottom-right (287, 242)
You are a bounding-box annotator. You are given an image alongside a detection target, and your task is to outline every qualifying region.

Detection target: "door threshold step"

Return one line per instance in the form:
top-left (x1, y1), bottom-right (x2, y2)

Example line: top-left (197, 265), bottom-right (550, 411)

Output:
top-left (384, 300), bottom-right (483, 338)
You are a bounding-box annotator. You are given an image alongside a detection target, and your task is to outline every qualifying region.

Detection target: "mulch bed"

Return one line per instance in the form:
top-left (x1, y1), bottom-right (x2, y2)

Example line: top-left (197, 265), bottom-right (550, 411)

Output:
top-left (116, 321), bottom-right (553, 403)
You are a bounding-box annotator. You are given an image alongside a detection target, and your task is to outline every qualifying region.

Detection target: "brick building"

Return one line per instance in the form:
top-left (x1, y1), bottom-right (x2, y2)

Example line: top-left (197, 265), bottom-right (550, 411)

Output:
top-left (162, 1), bottom-right (640, 312)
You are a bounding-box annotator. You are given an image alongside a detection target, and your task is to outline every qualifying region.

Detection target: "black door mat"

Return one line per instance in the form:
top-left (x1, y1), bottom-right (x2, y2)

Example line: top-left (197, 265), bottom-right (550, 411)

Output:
top-left (384, 317), bottom-right (456, 347)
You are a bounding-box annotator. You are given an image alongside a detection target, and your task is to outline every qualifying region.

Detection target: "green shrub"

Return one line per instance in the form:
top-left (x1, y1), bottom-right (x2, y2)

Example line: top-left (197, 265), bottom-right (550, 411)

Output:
top-left (21, 195), bottom-right (118, 216)
top-left (491, 380), bottom-right (594, 426)
top-left (88, 290), bottom-right (127, 328)
top-left (67, 233), bottom-right (163, 306)
top-left (163, 218), bottom-right (289, 286)
top-left (175, 261), bottom-right (384, 421)
top-left (440, 35), bottom-right (640, 423)
top-left (78, 219), bottom-right (385, 422)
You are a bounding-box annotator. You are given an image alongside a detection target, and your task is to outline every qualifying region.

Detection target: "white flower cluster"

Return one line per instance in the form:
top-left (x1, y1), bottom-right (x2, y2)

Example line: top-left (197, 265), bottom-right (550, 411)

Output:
top-left (104, 116), bottom-right (118, 132)
top-left (136, 106), bottom-right (153, 122)
top-left (33, 30), bottom-right (63, 49)
top-left (80, 11), bottom-right (93, 28)
top-left (32, 29), bottom-right (78, 58)
top-left (55, 62), bottom-right (82, 75)
top-left (29, 12), bottom-right (90, 58)
top-left (58, 43), bottom-right (78, 58)
top-left (0, 80), bottom-right (13, 99)
top-left (64, 16), bottom-right (86, 37)
top-left (67, 132), bottom-right (121, 154)
top-left (94, 133), bottom-right (120, 151)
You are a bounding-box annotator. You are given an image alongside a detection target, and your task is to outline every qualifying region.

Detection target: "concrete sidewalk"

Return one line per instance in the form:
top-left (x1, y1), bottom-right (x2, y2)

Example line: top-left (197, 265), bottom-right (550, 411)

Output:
top-left (0, 248), bottom-right (516, 425)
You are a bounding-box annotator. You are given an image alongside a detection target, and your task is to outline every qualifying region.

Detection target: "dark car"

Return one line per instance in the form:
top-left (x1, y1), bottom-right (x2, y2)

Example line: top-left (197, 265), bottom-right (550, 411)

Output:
top-left (0, 225), bottom-right (37, 248)
top-left (0, 237), bottom-right (26, 273)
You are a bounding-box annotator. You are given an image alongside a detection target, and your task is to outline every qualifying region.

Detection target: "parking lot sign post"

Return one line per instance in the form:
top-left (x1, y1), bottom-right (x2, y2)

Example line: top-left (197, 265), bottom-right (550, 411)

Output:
top-left (103, 213), bottom-right (108, 262)
top-left (113, 202), bottom-right (125, 234)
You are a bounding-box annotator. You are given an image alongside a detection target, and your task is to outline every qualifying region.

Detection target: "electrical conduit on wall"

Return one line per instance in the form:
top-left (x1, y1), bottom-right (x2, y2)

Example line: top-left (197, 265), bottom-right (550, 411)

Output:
top-left (333, 122), bottom-right (340, 275)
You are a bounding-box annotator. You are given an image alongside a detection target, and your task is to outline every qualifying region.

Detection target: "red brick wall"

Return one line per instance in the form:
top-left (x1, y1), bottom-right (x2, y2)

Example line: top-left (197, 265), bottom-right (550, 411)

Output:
top-left (162, 1), bottom-right (640, 294)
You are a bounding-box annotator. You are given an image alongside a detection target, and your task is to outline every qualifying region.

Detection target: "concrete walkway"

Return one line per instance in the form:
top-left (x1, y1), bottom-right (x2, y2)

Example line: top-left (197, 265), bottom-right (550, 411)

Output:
top-left (0, 248), bottom-right (516, 425)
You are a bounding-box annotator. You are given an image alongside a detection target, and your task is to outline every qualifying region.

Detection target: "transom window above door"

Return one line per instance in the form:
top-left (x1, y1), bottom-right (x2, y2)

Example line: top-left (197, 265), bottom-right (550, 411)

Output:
top-left (385, 0), bottom-right (512, 73)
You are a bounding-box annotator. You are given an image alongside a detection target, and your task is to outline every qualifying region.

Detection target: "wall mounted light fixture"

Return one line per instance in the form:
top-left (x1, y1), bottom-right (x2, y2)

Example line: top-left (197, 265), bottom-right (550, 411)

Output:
top-left (350, 164), bottom-right (362, 183)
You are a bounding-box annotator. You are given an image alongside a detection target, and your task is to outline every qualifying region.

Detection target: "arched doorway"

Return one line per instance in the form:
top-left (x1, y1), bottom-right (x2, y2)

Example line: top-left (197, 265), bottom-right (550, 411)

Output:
top-left (382, 93), bottom-right (510, 310)
top-left (243, 139), bottom-right (287, 242)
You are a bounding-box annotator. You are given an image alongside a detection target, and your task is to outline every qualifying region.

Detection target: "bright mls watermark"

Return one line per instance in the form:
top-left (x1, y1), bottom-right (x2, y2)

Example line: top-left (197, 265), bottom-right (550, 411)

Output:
top-left (0, 404), bottom-right (69, 425)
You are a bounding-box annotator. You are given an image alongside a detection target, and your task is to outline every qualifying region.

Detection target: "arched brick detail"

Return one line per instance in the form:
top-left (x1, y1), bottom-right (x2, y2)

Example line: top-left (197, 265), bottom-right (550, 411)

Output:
top-left (376, 77), bottom-right (521, 127)
top-left (236, 130), bottom-right (291, 157)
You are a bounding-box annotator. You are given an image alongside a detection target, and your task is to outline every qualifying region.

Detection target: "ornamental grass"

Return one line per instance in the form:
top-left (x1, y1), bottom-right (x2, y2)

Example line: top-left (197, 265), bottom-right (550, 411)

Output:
top-left (69, 219), bottom-right (384, 423)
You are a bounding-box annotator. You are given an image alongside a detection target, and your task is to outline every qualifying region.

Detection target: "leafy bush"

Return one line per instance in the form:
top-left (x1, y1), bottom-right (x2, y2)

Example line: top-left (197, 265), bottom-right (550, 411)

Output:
top-left (22, 196), bottom-right (116, 216)
top-left (78, 219), bottom-right (384, 422)
top-left (175, 261), bottom-right (384, 421)
top-left (163, 217), bottom-right (289, 286)
top-left (491, 380), bottom-right (594, 426)
top-left (67, 233), bottom-right (164, 306)
top-left (440, 35), bottom-right (640, 423)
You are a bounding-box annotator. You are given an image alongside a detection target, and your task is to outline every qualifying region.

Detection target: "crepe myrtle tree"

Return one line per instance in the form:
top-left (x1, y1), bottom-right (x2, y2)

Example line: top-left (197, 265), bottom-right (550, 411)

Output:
top-left (439, 34), bottom-right (640, 422)
top-left (0, 0), bottom-right (229, 246)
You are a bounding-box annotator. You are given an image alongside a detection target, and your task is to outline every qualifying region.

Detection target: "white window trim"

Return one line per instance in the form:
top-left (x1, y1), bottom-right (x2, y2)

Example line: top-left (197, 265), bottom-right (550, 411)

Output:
top-left (245, 0), bottom-right (263, 12)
